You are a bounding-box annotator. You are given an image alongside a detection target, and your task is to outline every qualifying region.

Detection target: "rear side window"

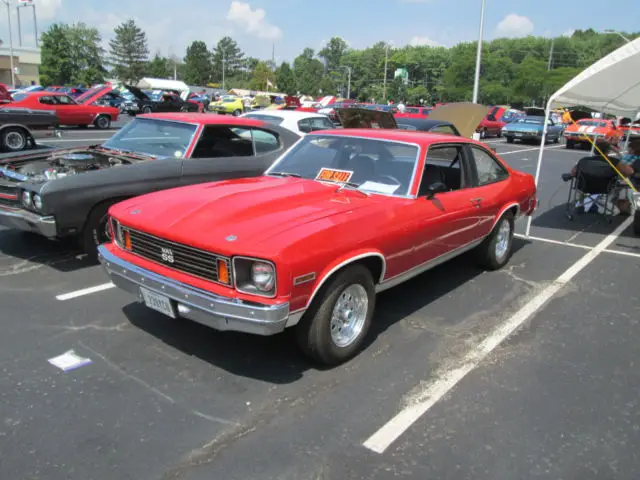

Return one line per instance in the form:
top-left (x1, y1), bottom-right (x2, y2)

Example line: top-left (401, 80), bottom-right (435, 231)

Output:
top-left (243, 114), bottom-right (284, 126)
top-left (38, 96), bottom-right (56, 105)
top-left (298, 117), bottom-right (334, 133)
top-left (420, 145), bottom-right (465, 195)
top-left (191, 126), bottom-right (254, 158)
top-left (468, 146), bottom-right (509, 185)
top-left (251, 129), bottom-right (280, 154)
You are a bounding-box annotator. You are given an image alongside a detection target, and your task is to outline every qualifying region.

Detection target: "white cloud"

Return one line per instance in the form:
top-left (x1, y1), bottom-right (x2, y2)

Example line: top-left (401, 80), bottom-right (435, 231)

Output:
top-left (495, 13), bottom-right (534, 38)
top-left (409, 36), bottom-right (440, 47)
top-left (226, 1), bottom-right (282, 40)
top-left (37, 0), bottom-right (63, 21)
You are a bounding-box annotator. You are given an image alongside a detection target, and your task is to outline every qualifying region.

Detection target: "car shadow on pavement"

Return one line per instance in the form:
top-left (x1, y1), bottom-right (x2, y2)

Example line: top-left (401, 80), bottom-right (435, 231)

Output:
top-left (122, 239), bottom-right (527, 384)
top-left (0, 230), bottom-right (96, 272)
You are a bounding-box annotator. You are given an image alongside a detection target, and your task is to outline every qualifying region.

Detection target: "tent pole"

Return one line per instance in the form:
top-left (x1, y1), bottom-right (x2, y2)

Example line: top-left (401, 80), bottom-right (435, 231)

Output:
top-left (524, 96), bottom-right (554, 238)
top-left (621, 110), bottom-right (637, 151)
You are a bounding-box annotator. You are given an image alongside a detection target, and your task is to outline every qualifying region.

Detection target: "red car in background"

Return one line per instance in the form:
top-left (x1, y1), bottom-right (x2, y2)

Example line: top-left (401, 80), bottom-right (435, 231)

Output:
top-left (3, 91), bottom-right (119, 129)
top-left (0, 84), bottom-right (12, 104)
top-left (395, 106), bottom-right (432, 119)
top-left (476, 106), bottom-right (507, 138)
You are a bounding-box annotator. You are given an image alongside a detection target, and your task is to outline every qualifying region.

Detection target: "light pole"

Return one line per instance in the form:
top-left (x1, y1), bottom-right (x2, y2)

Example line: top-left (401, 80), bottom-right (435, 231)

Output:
top-left (603, 29), bottom-right (631, 43)
top-left (383, 43), bottom-right (390, 101)
top-left (472, 0), bottom-right (486, 104)
top-left (221, 51), bottom-right (226, 91)
top-left (341, 65), bottom-right (352, 99)
top-left (16, 0), bottom-right (37, 46)
top-left (1, 0), bottom-right (16, 88)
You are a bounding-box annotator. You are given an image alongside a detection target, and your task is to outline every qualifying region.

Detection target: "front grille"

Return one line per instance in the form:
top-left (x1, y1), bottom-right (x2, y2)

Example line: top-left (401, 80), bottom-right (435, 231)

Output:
top-left (0, 183), bottom-right (18, 207)
top-left (123, 226), bottom-right (231, 285)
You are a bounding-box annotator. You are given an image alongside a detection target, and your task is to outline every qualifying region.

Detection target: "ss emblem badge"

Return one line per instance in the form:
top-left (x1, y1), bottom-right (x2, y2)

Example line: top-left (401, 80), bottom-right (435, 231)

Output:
top-left (160, 247), bottom-right (174, 263)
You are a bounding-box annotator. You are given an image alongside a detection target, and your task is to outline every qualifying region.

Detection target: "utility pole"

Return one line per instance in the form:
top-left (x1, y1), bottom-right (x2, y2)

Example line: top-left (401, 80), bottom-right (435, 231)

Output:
top-left (346, 66), bottom-right (351, 100)
top-left (1, 0), bottom-right (16, 88)
top-left (222, 51), bottom-right (226, 90)
top-left (383, 43), bottom-right (389, 101)
top-left (16, 6), bottom-right (21, 46)
top-left (547, 38), bottom-right (554, 70)
top-left (472, 0), bottom-right (486, 104)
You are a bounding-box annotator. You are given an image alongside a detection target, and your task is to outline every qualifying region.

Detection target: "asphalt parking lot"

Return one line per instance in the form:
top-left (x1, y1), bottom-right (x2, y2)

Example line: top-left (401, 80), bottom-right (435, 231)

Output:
top-left (1, 130), bottom-right (640, 479)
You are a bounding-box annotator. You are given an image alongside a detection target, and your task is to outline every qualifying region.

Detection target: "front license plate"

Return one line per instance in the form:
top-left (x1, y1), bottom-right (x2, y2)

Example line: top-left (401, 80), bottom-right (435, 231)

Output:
top-left (140, 287), bottom-right (176, 318)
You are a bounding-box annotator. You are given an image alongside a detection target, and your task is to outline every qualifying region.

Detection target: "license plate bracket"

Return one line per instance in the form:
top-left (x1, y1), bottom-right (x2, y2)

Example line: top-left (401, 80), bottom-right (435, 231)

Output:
top-left (140, 287), bottom-right (176, 319)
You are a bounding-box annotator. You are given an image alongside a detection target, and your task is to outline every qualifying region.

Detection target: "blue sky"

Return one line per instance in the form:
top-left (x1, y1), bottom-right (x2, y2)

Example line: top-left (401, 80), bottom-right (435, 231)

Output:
top-left (3, 0), bottom-right (639, 62)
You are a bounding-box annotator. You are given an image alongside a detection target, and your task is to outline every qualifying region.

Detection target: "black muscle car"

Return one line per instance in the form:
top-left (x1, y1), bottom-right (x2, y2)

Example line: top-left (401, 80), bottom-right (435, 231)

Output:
top-left (0, 108), bottom-right (61, 152)
top-left (0, 113), bottom-right (300, 258)
top-left (122, 86), bottom-right (201, 116)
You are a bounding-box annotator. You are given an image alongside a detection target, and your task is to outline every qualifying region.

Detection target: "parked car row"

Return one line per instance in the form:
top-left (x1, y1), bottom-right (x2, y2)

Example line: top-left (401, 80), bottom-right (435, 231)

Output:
top-left (0, 105), bottom-right (537, 365)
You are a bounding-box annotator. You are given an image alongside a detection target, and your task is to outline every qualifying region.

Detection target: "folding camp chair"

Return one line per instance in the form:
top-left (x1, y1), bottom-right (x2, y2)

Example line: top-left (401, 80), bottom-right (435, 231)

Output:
top-left (561, 159), bottom-right (619, 221)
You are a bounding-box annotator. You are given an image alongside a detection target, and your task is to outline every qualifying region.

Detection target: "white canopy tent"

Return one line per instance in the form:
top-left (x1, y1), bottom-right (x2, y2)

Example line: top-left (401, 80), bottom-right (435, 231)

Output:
top-left (525, 37), bottom-right (640, 237)
top-left (136, 78), bottom-right (190, 92)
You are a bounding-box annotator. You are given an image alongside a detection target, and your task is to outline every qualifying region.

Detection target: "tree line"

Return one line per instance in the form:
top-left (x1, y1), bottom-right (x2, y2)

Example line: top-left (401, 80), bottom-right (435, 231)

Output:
top-left (39, 19), bottom-right (637, 106)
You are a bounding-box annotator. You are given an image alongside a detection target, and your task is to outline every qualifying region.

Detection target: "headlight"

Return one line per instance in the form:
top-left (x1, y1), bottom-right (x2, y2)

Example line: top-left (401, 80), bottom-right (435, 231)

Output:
top-left (232, 257), bottom-right (276, 297)
top-left (21, 190), bottom-right (31, 206)
top-left (33, 194), bottom-right (43, 210)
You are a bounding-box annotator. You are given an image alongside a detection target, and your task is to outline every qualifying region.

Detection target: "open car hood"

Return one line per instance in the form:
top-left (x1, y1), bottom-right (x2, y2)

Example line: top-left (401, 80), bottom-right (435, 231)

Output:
top-left (524, 107), bottom-right (546, 117)
top-left (124, 84), bottom-right (150, 101)
top-left (335, 107), bottom-right (398, 129)
top-left (427, 103), bottom-right (490, 138)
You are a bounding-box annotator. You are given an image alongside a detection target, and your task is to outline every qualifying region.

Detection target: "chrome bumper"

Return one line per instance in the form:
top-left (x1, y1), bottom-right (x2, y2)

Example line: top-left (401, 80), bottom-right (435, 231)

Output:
top-left (0, 205), bottom-right (57, 237)
top-left (97, 245), bottom-right (292, 336)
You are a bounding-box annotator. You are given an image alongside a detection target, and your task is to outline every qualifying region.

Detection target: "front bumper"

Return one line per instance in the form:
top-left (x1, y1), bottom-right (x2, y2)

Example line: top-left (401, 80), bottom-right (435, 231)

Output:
top-left (0, 205), bottom-right (57, 237)
top-left (504, 131), bottom-right (542, 139)
top-left (98, 245), bottom-right (291, 336)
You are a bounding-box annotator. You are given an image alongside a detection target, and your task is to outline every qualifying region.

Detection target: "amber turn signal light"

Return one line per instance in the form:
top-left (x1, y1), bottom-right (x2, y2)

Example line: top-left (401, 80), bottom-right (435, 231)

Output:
top-left (124, 230), bottom-right (132, 250)
top-left (217, 259), bottom-right (230, 284)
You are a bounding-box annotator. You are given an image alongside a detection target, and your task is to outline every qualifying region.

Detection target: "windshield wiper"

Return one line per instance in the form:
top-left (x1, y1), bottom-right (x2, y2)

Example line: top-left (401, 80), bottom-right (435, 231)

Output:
top-left (269, 172), bottom-right (302, 178)
top-left (335, 182), bottom-right (370, 197)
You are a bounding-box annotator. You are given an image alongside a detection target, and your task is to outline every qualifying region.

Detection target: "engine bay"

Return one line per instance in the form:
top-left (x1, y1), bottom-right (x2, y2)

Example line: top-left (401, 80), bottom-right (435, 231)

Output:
top-left (0, 150), bottom-right (131, 183)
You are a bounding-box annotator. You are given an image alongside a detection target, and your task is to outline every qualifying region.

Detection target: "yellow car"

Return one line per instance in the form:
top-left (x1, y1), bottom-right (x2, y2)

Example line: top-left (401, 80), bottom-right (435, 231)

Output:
top-left (209, 96), bottom-right (245, 116)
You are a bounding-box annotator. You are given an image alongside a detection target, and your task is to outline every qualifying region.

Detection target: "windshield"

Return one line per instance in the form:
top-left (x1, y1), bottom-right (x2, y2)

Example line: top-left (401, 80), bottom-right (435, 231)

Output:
top-left (223, 98), bottom-right (236, 103)
top-left (267, 134), bottom-right (419, 196)
top-left (517, 118), bottom-right (543, 125)
top-left (243, 114), bottom-right (284, 125)
top-left (577, 120), bottom-right (607, 127)
top-left (102, 118), bottom-right (197, 158)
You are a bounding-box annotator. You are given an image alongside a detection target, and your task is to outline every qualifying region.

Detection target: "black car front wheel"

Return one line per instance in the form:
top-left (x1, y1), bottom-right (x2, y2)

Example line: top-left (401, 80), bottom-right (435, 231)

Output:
top-left (81, 200), bottom-right (123, 260)
top-left (1, 127), bottom-right (28, 152)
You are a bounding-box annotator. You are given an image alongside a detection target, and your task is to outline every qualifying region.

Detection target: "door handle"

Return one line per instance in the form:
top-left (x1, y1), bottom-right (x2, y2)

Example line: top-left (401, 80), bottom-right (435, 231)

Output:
top-left (470, 197), bottom-right (483, 207)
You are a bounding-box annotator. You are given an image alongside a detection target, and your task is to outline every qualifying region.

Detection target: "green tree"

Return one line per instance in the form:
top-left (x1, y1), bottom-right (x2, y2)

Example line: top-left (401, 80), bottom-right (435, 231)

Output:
top-left (319, 36), bottom-right (349, 72)
top-left (293, 48), bottom-right (325, 95)
top-left (40, 23), bottom-right (106, 86)
top-left (275, 62), bottom-right (296, 95)
top-left (183, 41), bottom-right (212, 85)
top-left (249, 61), bottom-right (274, 90)
top-left (211, 36), bottom-right (245, 83)
top-left (147, 53), bottom-right (170, 78)
top-left (108, 19), bottom-right (149, 84)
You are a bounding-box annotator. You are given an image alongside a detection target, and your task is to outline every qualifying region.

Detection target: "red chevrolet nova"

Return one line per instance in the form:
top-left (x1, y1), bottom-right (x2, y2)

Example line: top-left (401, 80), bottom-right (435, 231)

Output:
top-left (99, 129), bottom-right (537, 365)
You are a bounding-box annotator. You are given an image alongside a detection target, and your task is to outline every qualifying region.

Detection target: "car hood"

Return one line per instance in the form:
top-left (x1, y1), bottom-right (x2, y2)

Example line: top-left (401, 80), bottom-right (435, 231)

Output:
top-left (427, 102), bottom-right (490, 138)
top-left (335, 108), bottom-right (398, 129)
top-left (124, 85), bottom-right (150, 101)
top-left (112, 176), bottom-right (384, 257)
top-left (565, 124), bottom-right (610, 134)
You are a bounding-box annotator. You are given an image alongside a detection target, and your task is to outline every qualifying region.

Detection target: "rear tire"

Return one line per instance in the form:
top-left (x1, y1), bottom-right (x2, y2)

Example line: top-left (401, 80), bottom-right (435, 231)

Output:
top-left (233, 109), bottom-right (242, 116)
top-left (296, 264), bottom-right (375, 366)
top-left (476, 211), bottom-right (515, 270)
top-left (1, 127), bottom-right (27, 152)
top-left (634, 211), bottom-right (640, 236)
top-left (506, 136), bottom-right (514, 144)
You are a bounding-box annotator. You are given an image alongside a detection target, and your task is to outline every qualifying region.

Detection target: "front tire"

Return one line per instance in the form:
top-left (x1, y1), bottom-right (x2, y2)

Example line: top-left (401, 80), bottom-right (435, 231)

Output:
top-left (476, 211), bottom-right (515, 270)
top-left (142, 106), bottom-right (152, 114)
top-left (233, 109), bottom-right (242, 116)
top-left (506, 136), bottom-right (514, 144)
top-left (1, 127), bottom-right (27, 152)
top-left (81, 200), bottom-right (120, 261)
top-left (94, 115), bottom-right (111, 129)
top-left (566, 139), bottom-right (574, 149)
top-left (296, 264), bottom-right (375, 365)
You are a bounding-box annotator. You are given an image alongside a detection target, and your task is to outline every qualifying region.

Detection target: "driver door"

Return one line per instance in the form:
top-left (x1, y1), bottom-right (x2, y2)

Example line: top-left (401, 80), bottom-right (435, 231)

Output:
top-left (407, 144), bottom-right (482, 266)
top-left (181, 126), bottom-right (286, 185)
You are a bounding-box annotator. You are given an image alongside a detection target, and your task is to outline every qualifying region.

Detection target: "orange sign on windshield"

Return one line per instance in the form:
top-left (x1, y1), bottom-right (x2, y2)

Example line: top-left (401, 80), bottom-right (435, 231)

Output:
top-left (316, 168), bottom-right (353, 183)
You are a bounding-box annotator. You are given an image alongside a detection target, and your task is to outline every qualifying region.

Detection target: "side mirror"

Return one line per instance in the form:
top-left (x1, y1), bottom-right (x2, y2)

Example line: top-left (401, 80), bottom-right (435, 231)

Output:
top-left (426, 181), bottom-right (448, 199)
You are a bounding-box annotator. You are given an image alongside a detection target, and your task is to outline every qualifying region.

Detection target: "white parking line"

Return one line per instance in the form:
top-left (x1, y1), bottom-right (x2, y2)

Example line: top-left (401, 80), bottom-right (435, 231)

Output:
top-left (56, 283), bottom-right (115, 301)
top-left (516, 233), bottom-right (640, 259)
top-left (362, 216), bottom-right (633, 454)
top-left (499, 145), bottom-right (564, 155)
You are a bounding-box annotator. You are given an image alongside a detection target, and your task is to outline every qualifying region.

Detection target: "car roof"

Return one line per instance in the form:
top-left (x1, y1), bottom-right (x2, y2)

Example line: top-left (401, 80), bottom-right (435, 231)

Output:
top-left (138, 112), bottom-right (267, 127)
top-left (242, 110), bottom-right (328, 120)
top-left (312, 128), bottom-right (479, 147)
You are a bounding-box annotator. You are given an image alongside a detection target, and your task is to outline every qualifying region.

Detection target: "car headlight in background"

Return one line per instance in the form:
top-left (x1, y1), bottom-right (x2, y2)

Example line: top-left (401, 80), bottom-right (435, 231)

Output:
top-left (33, 194), bottom-right (43, 210)
top-left (21, 190), bottom-right (31, 207)
top-left (232, 257), bottom-right (276, 297)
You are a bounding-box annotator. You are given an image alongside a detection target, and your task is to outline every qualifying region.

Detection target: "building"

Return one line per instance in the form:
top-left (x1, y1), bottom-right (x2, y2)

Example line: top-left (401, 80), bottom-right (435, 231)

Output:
top-left (0, 46), bottom-right (41, 87)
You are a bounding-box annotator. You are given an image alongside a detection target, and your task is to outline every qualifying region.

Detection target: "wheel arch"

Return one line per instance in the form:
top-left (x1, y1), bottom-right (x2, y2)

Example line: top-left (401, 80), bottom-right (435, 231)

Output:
top-left (82, 196), bottom-right (132, 233)
top-left (489, 202), bottom-right (519, 232)
top-left (291, 251), bottom-right (386, 318)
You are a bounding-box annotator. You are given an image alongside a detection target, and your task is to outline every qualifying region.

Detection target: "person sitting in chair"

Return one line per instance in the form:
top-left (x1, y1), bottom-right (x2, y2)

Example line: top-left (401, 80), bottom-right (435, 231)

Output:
top-left (564, 142), bottom-right (620, 180)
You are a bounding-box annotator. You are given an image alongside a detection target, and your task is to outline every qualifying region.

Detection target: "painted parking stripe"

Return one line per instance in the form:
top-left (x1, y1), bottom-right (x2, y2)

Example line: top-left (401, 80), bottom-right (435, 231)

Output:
top-left (516, 233), bottom-right (640, 259)
top-left (56, 283), bottom-right (115, 301)
top-left (363, 216), bottom-right (633, 454)
top-left (499, 145), bottom-right (564, 155)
